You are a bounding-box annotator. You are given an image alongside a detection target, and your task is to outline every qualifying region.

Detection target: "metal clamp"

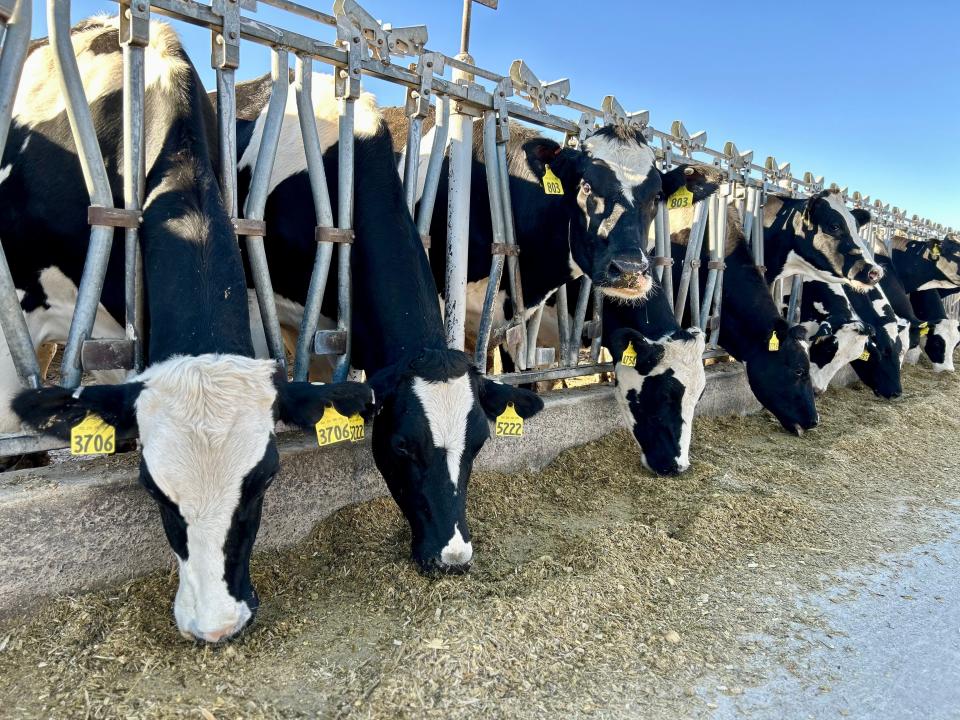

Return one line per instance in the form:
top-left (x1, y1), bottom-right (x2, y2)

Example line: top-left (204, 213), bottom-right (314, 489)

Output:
top-left (405, 51), bottom-right (443, 119)
top-left (671, 120), bottom-right (707, 155)
top-left (652, 257), bottom-right (674, 267)
top-left (385, 25), bottom-right (428, 60)
top-left (316, 227), bottom-right (355, 244)
top-left (491, 243), bottom-right (519, 256)
top-left (707, 260), bottom-right (726, 270)
top-left (232, 218), bottom-right (266, 236)
top-left (88, 206), bottom-right (141, 228)
top-left (119, 0), bottom-right (150, 47)
top-left (492, 77), bottom-right (512, 143)
top-left (334, 0), bottom-right (387, 61)
top-left (211, 0), bottom-right (240, 70)
top-left (334, 2), bottom-right (364, 99)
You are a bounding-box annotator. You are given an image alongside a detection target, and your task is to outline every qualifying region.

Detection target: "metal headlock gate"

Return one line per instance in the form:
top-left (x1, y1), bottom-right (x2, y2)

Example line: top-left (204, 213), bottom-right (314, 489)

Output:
top-left (0, 0), bottom-right (953, 455)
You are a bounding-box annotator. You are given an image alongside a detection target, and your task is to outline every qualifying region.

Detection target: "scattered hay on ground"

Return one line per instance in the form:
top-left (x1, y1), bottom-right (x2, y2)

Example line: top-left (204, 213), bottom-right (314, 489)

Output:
top-left (0, 364), bottom-right (958, 719)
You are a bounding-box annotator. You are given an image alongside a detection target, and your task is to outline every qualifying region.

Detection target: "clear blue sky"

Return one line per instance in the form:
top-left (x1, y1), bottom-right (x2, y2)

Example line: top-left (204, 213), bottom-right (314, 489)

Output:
top-left (30, 0), bottom-right (960, 230)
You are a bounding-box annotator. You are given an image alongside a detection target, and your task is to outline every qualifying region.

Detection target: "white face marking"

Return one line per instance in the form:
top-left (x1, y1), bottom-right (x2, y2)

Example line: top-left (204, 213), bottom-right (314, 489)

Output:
top-left (135, 354), bottom-right (279, 641)
top-left (582, 132), bottom-right (656, 205)
top-left (238, 72), bottom-right (381, 198)
top-left (439, 523), bottom-right (473, 568)
top-left (411, 374), bottom-right (475, 490)
top-left (808, 323), bottom-right (868, 393)
top-left (823, 193), bottom-right (875, 261)
top-left (932, 319), bottom-right (960, 372)
top-left (613, 330), bottom-right (706, 472)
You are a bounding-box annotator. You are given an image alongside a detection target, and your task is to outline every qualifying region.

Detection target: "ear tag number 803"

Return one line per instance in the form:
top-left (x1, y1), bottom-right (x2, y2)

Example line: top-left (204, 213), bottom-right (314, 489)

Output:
top-left (315, 405), bottom-right (365, 447)
top-left (495, 403), bottom-right (524, 438)
top-left (71, 414), bottom-right (116, 456)
top-left (542, 165), bottom-right (564, 195)
top-left (667, 186), bottom-right (694, 210)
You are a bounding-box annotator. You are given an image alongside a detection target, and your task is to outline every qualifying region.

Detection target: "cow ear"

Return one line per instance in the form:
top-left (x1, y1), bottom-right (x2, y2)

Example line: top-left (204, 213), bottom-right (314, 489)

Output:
top-left (274, 380), bottom-right (375, 428)
top-left (365, 362), bottom-right (401, 412)
top-left (12, 382), bottom-right (142, 440)
top-left (522, 137), bottom-right (566, 183)
top-left (789, 324), bottom-right (809, 342)
top-left (659, 165), bottom-right (719, 205)
top-left (850, 208), bottom-right (871, 229)
top-left (476, 377), bottom-right (544, 421)
top-left (608, 328), bottom-right (666, 374)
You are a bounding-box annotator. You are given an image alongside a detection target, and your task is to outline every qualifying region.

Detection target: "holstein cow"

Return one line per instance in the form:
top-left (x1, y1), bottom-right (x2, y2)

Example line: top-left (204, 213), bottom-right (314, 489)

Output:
top-left (842, 286), bottom-right (906, 398)
top-left (890, 234), bottom-right (960, 293)
top-left (665, 168), bottom-right (818, 435)
top-left (231, 73), bottom-right (543, 574)
top-left (875, 252), bottom-right (922, 360)
top-left (798, 280), bottom-right (871, 393)
top-left (911, 289), bottom-right (960, 372)
top-left (4, 19), bottom-right (372, 643)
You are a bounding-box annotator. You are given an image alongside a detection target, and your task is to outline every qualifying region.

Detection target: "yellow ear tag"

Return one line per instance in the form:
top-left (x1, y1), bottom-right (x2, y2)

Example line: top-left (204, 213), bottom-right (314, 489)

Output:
top-left (931, 245), bottom-right (941, 259)
top-left (315, 405), bottom-right (365, 447)
top-left (495, 403), bottom-right (524, 438)
top-left (542, 165), bottom-right (564, 195)
top-left (859, 349), bottom-right (871, 361)
top-left (70, 414), bottom-right (116, 456)
top-left (620, 341), bottom-right (638, 367)
top-left (667, 186), bottom-right (694, 211)
top-left (920, 322), bottom-right (930, 336)
top-left (768, 332), bottom-right (780, 352)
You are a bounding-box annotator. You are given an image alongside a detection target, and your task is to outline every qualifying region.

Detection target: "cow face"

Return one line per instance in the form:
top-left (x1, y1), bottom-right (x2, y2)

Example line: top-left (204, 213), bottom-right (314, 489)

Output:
top-left (783, 190), bottom-right (883, 291)
top-left (911, 236), bottom-right (960, 290)
top-left (745, 321), bottom-right (818, 435)
top-left (13, 354), bottom-right (373, 644)
top-left (608, 327), bottom-right (706, 475)
top-left (523, 127), bottom-right (657, 301)
top-left (368, 350), bottom-right (543, 574)
top-left (923, 318), bottom-right (960, 372)
top-left (803, 319), bottom-right (871, 394)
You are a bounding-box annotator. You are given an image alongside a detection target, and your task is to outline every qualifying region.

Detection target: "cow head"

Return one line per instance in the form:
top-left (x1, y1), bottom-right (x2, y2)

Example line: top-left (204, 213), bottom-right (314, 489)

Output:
top-left (744, 320), bottom-right (818, 435)
top-left (367, 349), bottom-right (542, 574)
top-left (923, 318), bottom-right (960, 372)
top-left (523, 126), bottom-right (660, 301)
top-left (783, 190), bottom-right (883, 291)
top-left (607, 327), bottom-right (706, 475)
top-left (802, 318), bottom-right (871, 394)
top-left (849, 293), bottom-right (904, 398)
top-left (903, 235), bottom-right (960, 290)
top-left (12, 354), bottom-right (373, 644)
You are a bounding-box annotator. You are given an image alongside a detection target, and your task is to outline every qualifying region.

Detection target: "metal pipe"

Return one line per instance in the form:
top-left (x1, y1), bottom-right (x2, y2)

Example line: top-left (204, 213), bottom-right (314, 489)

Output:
top-left (556, 283), bottom-right (570, 368)
top-left (242, 49), bottom-right (289, 372)
top-left (492, 362), bottom-right (615, 387)
top-left (459, 0), bottom-right (472, 55)
top-left (0, 0), bottom-right (39, 388)
top-left (402, 111), bottom-right (423, 216)
top-left (699, 195), bottom-right (720, 332)
top-left (786, 275), bottom-right (803, 326)
top-left (415, 95), bottom-right (449, 243)
top-left (673, 202), bottom-right (707, 324)
top-left (658, 201), bottom-right (674, 313)
top-left (525, 303), bottom-right (543, 369)
top-left (589, 286), bottom-right (603, 362)
top-left (568, 276), bottom-right (592, 365)
top-left (293, 55), bottom-right (337, 382)
top-left (707, 194), bottom-right (727, 346)
top-left (216, 68), bottom-right (238, 217)
top-left (496, 140), bottom-right (524, 322)
top-left (332, 90), bottom-right (355, 382)
top-left (50, 0), bottom-right (120, 387)
top-left (122, 37), bottom-right (146, 374)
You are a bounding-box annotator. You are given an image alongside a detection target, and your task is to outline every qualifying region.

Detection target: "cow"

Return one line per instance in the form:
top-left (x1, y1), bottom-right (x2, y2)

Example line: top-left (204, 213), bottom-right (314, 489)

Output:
top-left (230, 73), bottom-right (543, 574)
top-left (875, 252), bottom-right (922, 360)
top-left (762, 189), bottom-right (883, 290)
top-left (2, 18), bottom-right (372, 643)
top-left (798, 280), bottom-right (871, 393)
top-left (842, 286), bottom-right (906, 398)
top-left (890, 234), bottom-right (960, 292)
top-left (664, 167), bottom-right (818, 435)
top-left (911, 289), bottom-right (960, 372)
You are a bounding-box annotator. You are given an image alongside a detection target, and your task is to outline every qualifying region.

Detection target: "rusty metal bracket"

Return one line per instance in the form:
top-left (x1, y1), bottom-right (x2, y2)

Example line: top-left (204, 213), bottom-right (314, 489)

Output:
top-left (88, 206), bottom-right (141, 229)
top-left (232, 218), bottom-right (266, 236)
top-left (81, 338), bottom-right (135, 371)
top-left (651, 257), bottom-right (674, 267)
top-left (316, 227), bottom-right (355, 244)
top-left (491, 243), bottom-right (519, 256)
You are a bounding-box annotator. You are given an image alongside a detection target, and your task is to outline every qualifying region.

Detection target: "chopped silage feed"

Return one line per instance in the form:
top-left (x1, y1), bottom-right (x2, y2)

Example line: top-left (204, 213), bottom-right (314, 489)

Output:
top-left (1, 362), bottom-right (959, 719)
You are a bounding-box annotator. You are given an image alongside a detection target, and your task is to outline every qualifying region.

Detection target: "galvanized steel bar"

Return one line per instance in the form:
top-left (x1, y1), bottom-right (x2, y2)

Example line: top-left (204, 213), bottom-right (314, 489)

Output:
top-left (0, 0), bottom-right (39, 388)
top-left (555, 283), bottom-right (570, 368)
top-left (568, 276), bottom-right (592, 366)
top-left (216, 68), bottom-right (238, 214)
top-left (698, 195), bottom-right (720, 332)
top-left (415, 95), bottom-right (449, 244)
top-left (402, 108), bottom-right (423, 216)
top-left (444, 83), bottom-right (474, 350)
top-left (491, 362), bottom-right (614, 386)
top-left (50, 0), bottom-right (121, 388)
top-left (589, 286), bottom-right (603, 362)
top-left (673, 202), bottom-right (707, 324)
top-left (786, 275), bottom-right (803, 326)
top-left (525, 303), bottom-right (543, 369)
top-left (293, 55), bottom-right (337, 382)
top-left (496, 140), bottom-right (524, 325)
top-left (656, 201), bottom-right (674, 313)
top-left (242, 48), bottom-right (289, 373)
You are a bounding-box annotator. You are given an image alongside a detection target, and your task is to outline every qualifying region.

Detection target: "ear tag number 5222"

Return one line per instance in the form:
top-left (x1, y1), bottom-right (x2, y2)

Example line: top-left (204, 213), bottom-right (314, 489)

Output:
top-left (542, 165), bottom-right (564, 195)
top-left (315, 405), bottom-right (365, 447)
top-left (71, 414), bottom-right (116, 456)
top-left (495, 403), bottom-right (524, 438)
top-left (620, 341), bottom-right (638, 367)
top-left (667, 186), bottom-right (694, 210)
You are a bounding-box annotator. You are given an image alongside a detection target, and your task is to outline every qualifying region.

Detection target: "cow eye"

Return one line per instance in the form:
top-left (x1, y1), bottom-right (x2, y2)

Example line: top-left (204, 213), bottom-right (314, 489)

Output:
top-left (580, 182), bottom-right (592, 195)
top-left (830, 223), bottom-right (842, 233)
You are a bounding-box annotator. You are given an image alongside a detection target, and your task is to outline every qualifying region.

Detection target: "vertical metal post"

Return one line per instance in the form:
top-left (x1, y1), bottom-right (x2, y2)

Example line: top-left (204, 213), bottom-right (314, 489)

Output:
top-left (674, 202), bottom-right (707, 325)
top-left (50, 0), bottom-right (121, 388)
top-left (525, 303), bottom-right (543, 369)
top-left (568, 276), bottom-right (592, 365)
top-left (589, 287), bottom-right (603, 362)
top-left (241, 49), bottom-right (289, 373)
top-left (0, 0), bottom-right (40, 388)
top-left (556, 284), bottom-right (570, 368)
top-left (786, 275), bottom-right (803, 326)
top-left (415, 95), bottom-right (449, 248)
top-left (444, 87), bottom-right (475, 349)
top-left (699, 195), bottom-right (721, 332)
top-left (293, 56), bottom-right (337, 382)
top-left (120, 1), bottom-right (148, 374)
top-left (657, 201), bottom-right (674, 313)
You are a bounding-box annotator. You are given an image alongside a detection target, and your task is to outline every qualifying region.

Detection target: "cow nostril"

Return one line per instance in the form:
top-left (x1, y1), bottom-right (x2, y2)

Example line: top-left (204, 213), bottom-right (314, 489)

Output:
top-left (610, 258), bottom-right (649, 277)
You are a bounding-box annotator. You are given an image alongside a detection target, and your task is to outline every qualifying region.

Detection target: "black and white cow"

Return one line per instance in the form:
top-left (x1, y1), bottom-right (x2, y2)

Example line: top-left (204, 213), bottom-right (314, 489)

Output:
top-left (890, 234), bottom-right (960, 293)
top-left (3, 19), bottom-right (372, 643)
top-left (842, 286), bottom-right (906, 398)
top-left (911, 289), bottom-right (959, 372)
top-left (763, 190), bottom-right (883, 290)
top-left (231, 73), bottom-right (543, 574)
top-left (799, 280), bottom-right (871, 393)
top-left (875, 252), bottom-right (922, 359)
top-left (665, 170), bottom-right (818, 435)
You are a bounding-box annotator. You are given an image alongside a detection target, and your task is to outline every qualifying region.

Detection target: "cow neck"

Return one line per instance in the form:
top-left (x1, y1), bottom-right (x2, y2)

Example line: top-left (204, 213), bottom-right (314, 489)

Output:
top-left (140, 73), bottom-right (254, 363)
top-left (876, 256), bottom-right (918, 323)
top-left (348, 127), bottom-right (447, 374)
top-left (716, 241), bottom-right (783, 362)
top-left (891, 247), bottom-right (937, 293)
top-left (761, 197), bottom-right (802, 282)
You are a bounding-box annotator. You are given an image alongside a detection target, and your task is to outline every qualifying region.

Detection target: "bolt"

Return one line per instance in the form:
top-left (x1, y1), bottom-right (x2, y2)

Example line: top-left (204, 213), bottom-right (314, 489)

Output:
top-left (229, 30), bottom-right (237, 39)
top-left (136, 2), bottom-right (146, 11)
top-left (426, 61), bottom-right (433, 68)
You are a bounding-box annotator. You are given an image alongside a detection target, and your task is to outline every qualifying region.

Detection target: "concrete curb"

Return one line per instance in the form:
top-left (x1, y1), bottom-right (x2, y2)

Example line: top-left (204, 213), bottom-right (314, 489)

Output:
top-left (0, 362), bottom-right (814, 617)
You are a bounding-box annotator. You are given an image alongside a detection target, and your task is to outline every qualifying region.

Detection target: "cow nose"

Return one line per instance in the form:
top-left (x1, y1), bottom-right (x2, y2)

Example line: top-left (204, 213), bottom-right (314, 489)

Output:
top-left (609, 257), bottom-right (649, 278)
top-left (197, 624), bottom-right (239, 644)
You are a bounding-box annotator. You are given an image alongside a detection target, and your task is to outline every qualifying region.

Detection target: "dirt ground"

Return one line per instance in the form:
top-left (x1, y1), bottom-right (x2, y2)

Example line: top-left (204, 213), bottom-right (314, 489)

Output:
top-left (0, 361), bottom-right (958, 719)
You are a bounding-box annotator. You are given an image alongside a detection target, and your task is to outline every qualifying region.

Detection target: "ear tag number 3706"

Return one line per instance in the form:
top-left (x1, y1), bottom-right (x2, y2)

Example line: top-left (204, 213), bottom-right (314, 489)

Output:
top-left (542, 165), bottom-right (564, 195)
top-left (620, 341), bottom-right (638, 367)
top-left (315, 405), bottom-right (365, 447)
top-left (495, 403), bottom-right (524, 438)
top-left (71, 414), bottom-right (116, 456)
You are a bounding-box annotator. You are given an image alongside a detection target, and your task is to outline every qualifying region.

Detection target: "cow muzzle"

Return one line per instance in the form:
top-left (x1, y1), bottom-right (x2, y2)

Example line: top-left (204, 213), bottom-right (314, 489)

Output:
top-left (600, 254), bottom-right (652, 300)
